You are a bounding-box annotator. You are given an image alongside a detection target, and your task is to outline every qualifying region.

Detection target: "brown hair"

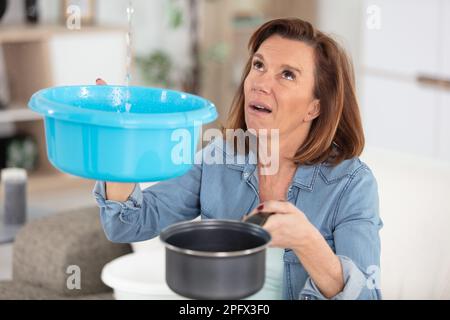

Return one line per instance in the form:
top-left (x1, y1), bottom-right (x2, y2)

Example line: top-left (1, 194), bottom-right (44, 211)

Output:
top-left (223, 18), bottom-right (365, 166)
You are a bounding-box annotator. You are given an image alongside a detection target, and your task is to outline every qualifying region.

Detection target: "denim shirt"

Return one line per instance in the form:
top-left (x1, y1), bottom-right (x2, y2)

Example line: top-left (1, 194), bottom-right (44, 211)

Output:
top-left (93, 138), bottom-right (383, 300)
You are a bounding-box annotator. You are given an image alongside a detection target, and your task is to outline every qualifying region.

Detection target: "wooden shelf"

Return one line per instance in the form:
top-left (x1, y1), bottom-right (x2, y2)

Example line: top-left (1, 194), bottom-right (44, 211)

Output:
top-left (26, 172), bottom-right (95, 194)
top-left (0, 24), bottom-right (126, 44)
top-left (26, 172), bottom-right (97, 220)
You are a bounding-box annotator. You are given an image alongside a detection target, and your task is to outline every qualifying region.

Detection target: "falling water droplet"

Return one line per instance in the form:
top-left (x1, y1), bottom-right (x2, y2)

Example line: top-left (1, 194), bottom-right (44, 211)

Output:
top-left (124, 0), bottom-right (134, 113)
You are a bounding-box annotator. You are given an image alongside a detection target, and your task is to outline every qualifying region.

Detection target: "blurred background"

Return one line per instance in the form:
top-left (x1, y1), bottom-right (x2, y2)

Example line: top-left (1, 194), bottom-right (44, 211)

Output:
top-left (0, 0), bottom-right (449, 300)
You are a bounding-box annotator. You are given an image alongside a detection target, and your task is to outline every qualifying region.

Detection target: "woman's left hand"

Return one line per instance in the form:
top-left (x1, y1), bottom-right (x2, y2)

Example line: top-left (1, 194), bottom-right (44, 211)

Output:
top-left (246, 200), bottom-right (318, 250)
top-left (247, 201), bottom-right (344, 298)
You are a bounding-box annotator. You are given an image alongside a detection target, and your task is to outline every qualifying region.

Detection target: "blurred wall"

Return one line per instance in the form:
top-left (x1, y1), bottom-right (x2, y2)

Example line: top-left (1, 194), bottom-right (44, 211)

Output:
top-left (317, 0), bottom-right (363, 64)
top-left (0, 0), bottom-right (192, 84)
top-left (316, 0), bottom-right (364, 93)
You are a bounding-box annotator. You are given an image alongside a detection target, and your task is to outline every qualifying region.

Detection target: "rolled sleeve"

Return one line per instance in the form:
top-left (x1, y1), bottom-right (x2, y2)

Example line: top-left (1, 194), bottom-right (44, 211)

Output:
top-left (92, 181), bottom-right (147, 241)
top-left (92, 159), bottom-right (203, 243)
top-left (299, 255), bottom-right (380, 300)
top-left (299, 165), bottom-right (382, 300)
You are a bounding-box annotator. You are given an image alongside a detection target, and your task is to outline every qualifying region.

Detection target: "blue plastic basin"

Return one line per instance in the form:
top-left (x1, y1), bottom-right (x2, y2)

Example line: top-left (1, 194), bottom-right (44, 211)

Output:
top-left (28, 85), bottom-right (217, 182)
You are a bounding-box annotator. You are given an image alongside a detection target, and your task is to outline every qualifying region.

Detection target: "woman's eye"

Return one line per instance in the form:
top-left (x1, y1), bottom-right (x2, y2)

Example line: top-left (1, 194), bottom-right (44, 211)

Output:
top-left (282, 70), bottom-right (296, 81)
top-left (252, 60), bottom-right (264, 70)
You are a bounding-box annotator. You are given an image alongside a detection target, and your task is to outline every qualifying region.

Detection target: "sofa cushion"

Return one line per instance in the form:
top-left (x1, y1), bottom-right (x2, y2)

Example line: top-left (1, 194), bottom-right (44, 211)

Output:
top-left (0, 280), bottom-right (114, 300)
top-left (12, 206), bottom-right (132, 297)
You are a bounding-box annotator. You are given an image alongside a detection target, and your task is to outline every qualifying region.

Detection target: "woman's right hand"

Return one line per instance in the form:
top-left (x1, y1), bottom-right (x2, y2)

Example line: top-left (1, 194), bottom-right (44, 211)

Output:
top-left (96, 78), bottom-right (136, 201)
top-left (105, 182), bottom-right (136, 202)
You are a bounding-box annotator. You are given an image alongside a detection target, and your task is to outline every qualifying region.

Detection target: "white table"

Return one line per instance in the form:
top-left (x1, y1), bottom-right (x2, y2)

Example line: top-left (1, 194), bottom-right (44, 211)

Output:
top-left (101, 245), bottom-right (185, 300)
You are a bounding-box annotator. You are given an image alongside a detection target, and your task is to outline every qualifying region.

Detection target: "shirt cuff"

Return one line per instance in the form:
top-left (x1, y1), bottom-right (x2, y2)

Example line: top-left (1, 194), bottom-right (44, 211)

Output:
top-left (299, 255), bottom-right (368, 300)
top-left (92, 181), bottom-right (143, 212)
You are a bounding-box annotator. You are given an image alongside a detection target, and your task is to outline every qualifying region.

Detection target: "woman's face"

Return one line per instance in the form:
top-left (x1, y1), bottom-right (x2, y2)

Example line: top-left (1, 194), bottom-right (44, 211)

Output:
top-left (244, 35), bottom-right (320, 140)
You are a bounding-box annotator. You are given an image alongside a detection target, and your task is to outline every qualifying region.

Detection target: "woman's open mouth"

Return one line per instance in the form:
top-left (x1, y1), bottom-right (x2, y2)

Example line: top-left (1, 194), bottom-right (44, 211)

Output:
top-left (248, 101), bottom-right (272, 114)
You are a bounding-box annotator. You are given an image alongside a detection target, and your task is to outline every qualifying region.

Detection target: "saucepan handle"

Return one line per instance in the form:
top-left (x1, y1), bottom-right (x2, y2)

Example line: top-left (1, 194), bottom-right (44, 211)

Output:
top-left (243, 212), bottom-right (275, 227)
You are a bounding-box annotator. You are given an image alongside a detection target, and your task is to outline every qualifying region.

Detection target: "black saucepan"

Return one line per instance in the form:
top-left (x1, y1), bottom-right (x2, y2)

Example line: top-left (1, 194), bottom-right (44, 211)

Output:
top-left (159, 212), bottom-right (273, 300)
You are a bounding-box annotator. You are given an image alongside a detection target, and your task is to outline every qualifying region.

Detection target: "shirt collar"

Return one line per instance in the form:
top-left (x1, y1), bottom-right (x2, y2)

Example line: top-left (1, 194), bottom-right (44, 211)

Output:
top-left (218, 138), bottom-right (319, 192)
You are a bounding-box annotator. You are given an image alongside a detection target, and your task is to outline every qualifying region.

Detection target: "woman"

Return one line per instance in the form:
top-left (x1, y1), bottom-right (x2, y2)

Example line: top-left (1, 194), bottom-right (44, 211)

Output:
top-left (93, 18), bottom-right (382, 300)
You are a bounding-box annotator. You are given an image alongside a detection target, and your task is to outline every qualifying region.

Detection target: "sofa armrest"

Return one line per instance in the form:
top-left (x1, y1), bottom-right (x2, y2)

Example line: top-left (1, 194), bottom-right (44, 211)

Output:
top-left (12, 206), bottom-right (132, 297)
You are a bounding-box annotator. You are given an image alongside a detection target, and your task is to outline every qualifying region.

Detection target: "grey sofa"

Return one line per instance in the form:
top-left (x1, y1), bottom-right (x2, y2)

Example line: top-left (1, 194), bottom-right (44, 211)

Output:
top-left (0, 206), bottom-right (132, 300)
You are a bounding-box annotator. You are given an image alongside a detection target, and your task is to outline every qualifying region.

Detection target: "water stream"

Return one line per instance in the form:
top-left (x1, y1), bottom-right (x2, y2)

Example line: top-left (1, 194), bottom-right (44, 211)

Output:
top-left (124, 0), bottom-right (134, 113)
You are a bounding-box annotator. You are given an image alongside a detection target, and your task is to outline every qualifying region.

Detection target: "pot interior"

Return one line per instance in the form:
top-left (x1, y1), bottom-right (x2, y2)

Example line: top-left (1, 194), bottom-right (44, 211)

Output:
top-left (163, 221), bottom-right (270, 252)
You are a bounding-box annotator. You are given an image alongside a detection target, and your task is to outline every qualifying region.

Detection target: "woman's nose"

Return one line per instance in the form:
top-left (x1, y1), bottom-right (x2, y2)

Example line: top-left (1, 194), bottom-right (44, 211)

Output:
top-left (252, 84), bottom-right (270, 94)
top-left (252, 73), bottom-right (273, 94)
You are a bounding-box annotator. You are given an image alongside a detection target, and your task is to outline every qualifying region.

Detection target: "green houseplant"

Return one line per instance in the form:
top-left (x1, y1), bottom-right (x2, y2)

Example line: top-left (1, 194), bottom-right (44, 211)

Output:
top-left (136, 50), bottom-right (173, 88)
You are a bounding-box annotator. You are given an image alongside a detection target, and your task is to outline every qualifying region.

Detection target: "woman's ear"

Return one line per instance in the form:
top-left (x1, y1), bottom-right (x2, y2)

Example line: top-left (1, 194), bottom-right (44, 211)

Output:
top-left (304, 99), bottom-right (320, 122)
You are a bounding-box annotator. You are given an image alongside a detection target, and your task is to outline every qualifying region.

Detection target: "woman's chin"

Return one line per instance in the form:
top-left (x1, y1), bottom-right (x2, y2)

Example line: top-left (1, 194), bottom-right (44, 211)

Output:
top-left (245, 118), bottom-right (264, 132)
top-left (246, 123), bottom-right (262, 132)
top-left (246, 125), bottom-right (272, 136)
